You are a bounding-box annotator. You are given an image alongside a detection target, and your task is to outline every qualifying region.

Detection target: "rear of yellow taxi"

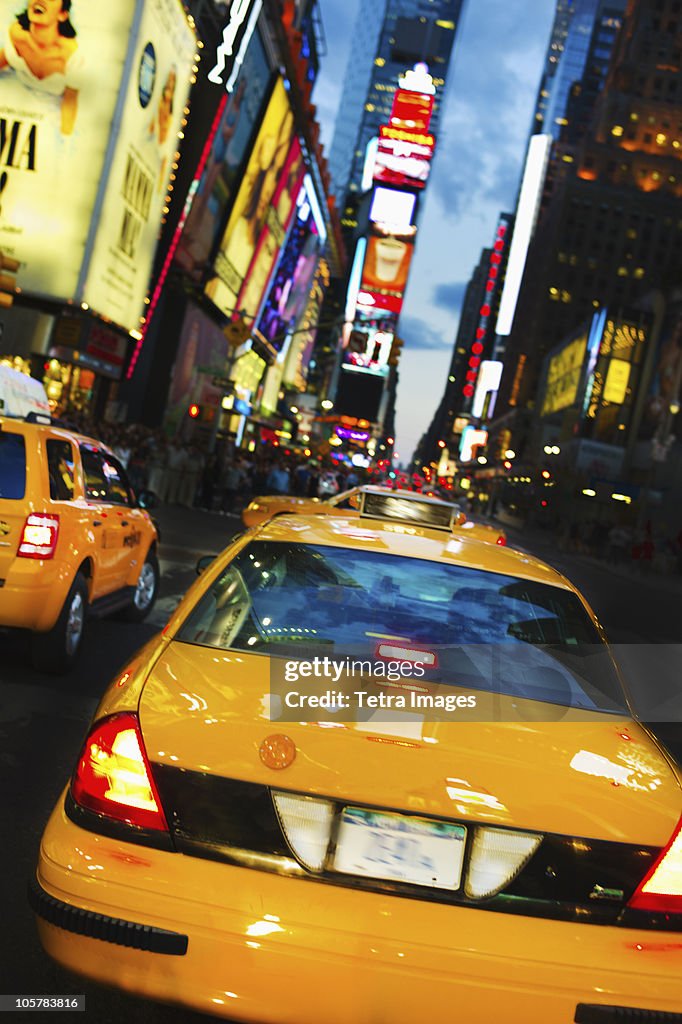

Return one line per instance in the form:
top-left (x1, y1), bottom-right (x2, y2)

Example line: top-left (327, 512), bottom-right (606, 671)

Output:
top-left (33, 516), bottom-right (682, 1022)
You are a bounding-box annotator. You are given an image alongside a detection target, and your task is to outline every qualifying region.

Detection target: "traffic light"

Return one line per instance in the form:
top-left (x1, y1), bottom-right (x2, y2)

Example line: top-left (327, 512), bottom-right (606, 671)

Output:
top-left (188, 403), bottom-right (201, 419)
top-left (0, 251), bottom-right (19, 309)
top-left (387, 336), bottom-right (404, 366)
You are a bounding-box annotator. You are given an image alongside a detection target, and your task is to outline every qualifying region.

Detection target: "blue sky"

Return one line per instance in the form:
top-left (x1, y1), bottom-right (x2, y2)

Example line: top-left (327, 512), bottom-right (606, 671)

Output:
top-left (313, 0), bottom-right (556, 460)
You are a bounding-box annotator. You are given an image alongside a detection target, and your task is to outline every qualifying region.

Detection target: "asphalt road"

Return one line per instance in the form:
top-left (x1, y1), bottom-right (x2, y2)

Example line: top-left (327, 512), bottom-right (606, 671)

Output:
top-left (1, 506), bottom-right (681, 1022)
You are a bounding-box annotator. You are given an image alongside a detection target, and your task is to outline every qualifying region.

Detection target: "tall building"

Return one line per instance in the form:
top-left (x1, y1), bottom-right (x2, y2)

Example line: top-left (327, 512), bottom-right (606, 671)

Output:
top-left (531, 0), bottom-right (578, 135)
top-left (329, 0), bottom-right (464, 209)
top-left (327, 0), bottom-right (387, 201)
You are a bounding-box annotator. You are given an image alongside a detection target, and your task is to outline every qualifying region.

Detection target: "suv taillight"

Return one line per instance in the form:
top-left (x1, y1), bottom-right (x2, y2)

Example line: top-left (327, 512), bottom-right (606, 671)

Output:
top-left (17, 513), bottom-right (60, 559)
top-left (71, 713), bottom-right (169, 833)
top-left (628, 814), bottom-right (682, 913)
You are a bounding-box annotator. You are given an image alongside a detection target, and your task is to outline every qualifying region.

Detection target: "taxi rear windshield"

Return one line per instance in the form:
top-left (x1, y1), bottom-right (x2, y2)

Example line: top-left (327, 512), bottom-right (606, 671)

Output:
top-left (0, 432), bottom-right (27, 499)
top-left (177, 542), bottom-right (626, 714)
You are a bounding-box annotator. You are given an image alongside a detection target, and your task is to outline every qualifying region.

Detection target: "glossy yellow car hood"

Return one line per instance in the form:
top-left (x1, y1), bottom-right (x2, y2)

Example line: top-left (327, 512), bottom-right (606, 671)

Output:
top-left (137, 640), bottom-right (680, 847)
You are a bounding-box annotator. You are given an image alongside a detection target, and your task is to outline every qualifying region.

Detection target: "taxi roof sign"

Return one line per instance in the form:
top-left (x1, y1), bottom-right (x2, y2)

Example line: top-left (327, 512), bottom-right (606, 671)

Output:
top-left (0, 365), bottom-right (51, 421)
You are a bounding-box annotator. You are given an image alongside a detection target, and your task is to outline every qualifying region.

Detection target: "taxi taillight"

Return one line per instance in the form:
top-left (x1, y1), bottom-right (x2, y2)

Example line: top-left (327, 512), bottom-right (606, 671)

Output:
top-left (71, 713), bottom-right (169, 833)
top-left (628, 814), bottom-right (682, 913)
top-left (17, 513), bottom-right (60, 559)
top-left (496, 535), bottom-right (507, 546)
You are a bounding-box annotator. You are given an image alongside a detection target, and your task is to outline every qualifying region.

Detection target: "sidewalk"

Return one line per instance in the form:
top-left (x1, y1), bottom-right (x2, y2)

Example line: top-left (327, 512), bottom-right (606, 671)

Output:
top-left (495, 518), bottom-right (682, 595)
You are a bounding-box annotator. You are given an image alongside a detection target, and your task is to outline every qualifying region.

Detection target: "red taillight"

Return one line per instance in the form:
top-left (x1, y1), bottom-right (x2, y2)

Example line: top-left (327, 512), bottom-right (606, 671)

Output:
top-left (71, 713), bottom-right (169, 833)
top-left (496, 535), bottom-right (507, 546)
top-left (18, 513), bottom-right (60, 559)
top-left (628, 815), bottom-right (682, 913)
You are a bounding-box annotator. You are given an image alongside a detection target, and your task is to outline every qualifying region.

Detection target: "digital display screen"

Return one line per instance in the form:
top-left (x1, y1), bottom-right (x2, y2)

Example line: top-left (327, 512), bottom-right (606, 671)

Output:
top-left (369, 187), bottom-right (416, 231)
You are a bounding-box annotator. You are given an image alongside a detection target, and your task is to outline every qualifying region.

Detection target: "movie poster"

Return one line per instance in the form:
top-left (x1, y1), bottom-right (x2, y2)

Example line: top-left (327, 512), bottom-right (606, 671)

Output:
top-left (205, 77), bottom-right (294, 318)
top-left (82, 0), bottom-right (196, 332)
top-left (174, 26), bottom-right (271, 280)
top-left (0, 0), bottom-right (135, 299)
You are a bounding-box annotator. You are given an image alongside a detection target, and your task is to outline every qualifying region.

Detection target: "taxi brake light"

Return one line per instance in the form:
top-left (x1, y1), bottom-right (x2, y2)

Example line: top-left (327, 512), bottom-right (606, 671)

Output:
top-left (18, 513), bottom-right (60, 559)
top-left (628, 814), bottom-right (682, 913)
top-left (496, 535), bottom-right (507, 546)
top-left (71, 713), bottom-right (169, 832)
top-left (376, 643), bottom-right (438, 667)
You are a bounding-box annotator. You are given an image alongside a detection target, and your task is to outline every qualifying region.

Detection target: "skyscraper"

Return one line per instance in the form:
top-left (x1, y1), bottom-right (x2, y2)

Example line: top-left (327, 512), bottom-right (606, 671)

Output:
top-left (328, 0), bottom-right (464, 209)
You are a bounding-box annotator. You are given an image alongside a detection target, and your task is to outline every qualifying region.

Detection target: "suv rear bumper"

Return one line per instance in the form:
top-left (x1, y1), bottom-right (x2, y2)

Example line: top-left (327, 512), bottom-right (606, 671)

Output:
top-left (0, 561), bottom-right (70, 631)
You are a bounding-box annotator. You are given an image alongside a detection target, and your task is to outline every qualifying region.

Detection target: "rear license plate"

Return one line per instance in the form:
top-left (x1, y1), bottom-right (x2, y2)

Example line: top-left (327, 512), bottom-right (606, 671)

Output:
top-left (333, 807), bottom-right (466, 890)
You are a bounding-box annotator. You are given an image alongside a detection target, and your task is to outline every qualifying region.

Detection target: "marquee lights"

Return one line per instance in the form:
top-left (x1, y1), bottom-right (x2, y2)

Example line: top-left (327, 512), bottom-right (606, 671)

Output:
top-left (462, 216), bottom-right (510, 400)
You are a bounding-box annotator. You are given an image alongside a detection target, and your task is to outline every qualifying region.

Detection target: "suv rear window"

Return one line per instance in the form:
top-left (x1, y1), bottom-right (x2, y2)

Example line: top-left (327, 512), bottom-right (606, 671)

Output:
top-left (177, 542), bottom-right (626, 714)
top-left (0, 432), bottom-right (27, 499)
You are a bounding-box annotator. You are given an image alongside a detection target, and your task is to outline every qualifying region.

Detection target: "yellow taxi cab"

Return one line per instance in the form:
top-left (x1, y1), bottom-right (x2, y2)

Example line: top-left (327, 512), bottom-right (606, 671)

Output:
top-left (31, 492), bottom-right (682, 1022)
top-left (0, 366), bottom-right (159, 673)
top-left (243, 484), bottom-right (508, 546)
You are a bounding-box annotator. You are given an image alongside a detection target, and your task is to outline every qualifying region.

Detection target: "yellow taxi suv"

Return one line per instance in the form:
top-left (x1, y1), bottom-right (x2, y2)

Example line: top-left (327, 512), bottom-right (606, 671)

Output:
top-left (31, 494), bottom-right (682, 1022)
top-left (243, 484), bottom-right (508, 546)
top-left (0, 366), bottom-right (159, 673)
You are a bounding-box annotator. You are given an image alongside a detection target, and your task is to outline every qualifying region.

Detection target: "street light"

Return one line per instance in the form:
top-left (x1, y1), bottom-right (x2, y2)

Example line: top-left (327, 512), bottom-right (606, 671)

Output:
top-left (551, 445), bottom-right (561, 455)
top-left (321, 399), bottom-right (333, 410)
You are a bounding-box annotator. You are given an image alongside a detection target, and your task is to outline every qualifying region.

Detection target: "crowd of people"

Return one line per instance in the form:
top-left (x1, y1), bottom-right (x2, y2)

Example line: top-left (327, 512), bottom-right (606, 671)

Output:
top-left (558, 518), bottom-right (682, 575)
top-left (60, 415), bottom-right (363, 513)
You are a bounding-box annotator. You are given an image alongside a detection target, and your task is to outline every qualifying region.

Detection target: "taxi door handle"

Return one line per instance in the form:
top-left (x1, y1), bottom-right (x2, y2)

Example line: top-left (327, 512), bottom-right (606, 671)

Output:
top-left (92, 520), bottom-right (102, 527)
top-left (121, 520), bottom-right (129, 527)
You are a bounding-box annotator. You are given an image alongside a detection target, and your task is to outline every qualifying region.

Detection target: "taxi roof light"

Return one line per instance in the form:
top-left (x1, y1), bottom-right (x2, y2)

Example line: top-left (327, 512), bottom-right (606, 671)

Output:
top-left (272, 792), bottom-right (334, 872)
top-left (71, 713), bottom-right (169, 833)
top-left (628, 814), bottom-right (682, 913)
top-left (465, 826), bottom-right (542, 899)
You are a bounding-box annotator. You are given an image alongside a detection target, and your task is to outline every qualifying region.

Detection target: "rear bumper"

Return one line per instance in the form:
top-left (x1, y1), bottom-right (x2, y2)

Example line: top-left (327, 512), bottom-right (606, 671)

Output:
top-left (0, 561), bottom-right (68, 630)
top-left (34, 795), bottom-right (682, 1024)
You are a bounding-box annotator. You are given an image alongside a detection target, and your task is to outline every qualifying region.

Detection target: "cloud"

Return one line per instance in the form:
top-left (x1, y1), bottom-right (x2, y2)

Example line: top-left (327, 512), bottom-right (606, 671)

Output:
top-left (432, 281), bottom-right (467, 312)
top-left (399, 314), bottom-right (453, 351)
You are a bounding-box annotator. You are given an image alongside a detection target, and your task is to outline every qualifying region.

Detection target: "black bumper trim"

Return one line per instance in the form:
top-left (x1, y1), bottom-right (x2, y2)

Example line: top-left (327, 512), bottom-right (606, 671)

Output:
top-left (28, 877), bottom-right (188, 956)
top-left (576, 1005), bottom-right (682, 1022)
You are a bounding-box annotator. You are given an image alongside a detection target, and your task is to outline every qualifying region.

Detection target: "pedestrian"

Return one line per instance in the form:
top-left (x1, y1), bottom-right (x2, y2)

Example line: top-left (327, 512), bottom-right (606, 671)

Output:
top-left (222, 459), bottom-right (244, 512)
top-left (266, 461), bottom-right (290, 495)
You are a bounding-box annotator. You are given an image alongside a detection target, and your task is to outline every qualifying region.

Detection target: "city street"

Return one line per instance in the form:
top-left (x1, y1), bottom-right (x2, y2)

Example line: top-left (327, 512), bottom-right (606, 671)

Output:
top-left (2, 505), bottom-right (681, 1020)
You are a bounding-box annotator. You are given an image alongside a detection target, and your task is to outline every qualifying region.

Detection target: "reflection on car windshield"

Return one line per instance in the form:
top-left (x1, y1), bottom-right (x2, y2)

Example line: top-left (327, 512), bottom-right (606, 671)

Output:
top-left (176, 541), bottom-right (625, 713)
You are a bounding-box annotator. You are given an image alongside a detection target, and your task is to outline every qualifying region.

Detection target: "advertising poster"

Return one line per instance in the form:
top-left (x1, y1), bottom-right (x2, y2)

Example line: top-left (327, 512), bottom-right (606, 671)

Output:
top-left (0, 0), bottom-right (135, 299)
top-left (83, 0), bottom-right (196, 332)
top-left (174, 27), bottom-right (271, 279)
top-left (374, 136), bottom-right (432, 189)
top-left (235, 134), bottom-right (305, 323)
top-left (360, 226), bottom-right (414, 296)
top-left (256, 184), bottom-right (321, 352)
top-left (282, 261), bottom-right (326, 388)
top-left (205, 78), bottom-right (294, 318)
top-left (165, 301), bottom-right (230, 435)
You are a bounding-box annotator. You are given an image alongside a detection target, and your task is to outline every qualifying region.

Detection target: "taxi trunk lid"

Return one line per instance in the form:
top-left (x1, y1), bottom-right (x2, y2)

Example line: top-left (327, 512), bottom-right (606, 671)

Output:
top-left (138, 641), bottom-right (681, 849)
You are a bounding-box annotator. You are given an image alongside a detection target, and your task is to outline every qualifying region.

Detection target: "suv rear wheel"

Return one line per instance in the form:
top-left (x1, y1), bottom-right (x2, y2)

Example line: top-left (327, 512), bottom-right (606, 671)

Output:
top-left (31, 572), bottom-right (88, 675)
top-left (122, 552), bottom-right (159, 622)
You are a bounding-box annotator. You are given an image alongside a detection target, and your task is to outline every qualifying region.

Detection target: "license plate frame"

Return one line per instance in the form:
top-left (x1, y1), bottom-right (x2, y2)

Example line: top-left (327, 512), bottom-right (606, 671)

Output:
top-left (333, 806), bottom-right (466, 890)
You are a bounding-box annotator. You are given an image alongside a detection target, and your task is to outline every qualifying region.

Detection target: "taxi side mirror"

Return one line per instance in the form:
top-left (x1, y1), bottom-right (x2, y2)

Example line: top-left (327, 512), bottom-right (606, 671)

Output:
top-left (452, 510), bottom-right (467, 527)
top-left (137, 489), bottom-right (159, 510)
top-left (348, 492), bottom-right (363, 510)
top-left (196, 555), bottom-right (216, 576)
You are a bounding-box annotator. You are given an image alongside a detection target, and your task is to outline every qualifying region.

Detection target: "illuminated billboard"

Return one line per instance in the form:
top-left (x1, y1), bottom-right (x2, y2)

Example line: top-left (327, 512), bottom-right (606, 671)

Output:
top-left (205, 78), bottom-right (294, 318)
top-left (175, 28), bottom-right (271, 279)
top-left (369, 186), bottom-right (416, 230)
top-left (0, 0), bottom-right (136, 300)
top-left (389, 88), bottom-right (434, 135)
top-left (234, 135), bottom-right (305, 322)
top-left (343, 326), bottom-right (394, 376)
top-left (257, 179), bottom-right (322, 352)
top-left (360, 227), bottom-right (414, 296)
top-left (373, 137), bottom-right (432, 189)
top-left (83, 0), bottom-right (196, 331)
top-left (541, 335), bottom-right (587, 417)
